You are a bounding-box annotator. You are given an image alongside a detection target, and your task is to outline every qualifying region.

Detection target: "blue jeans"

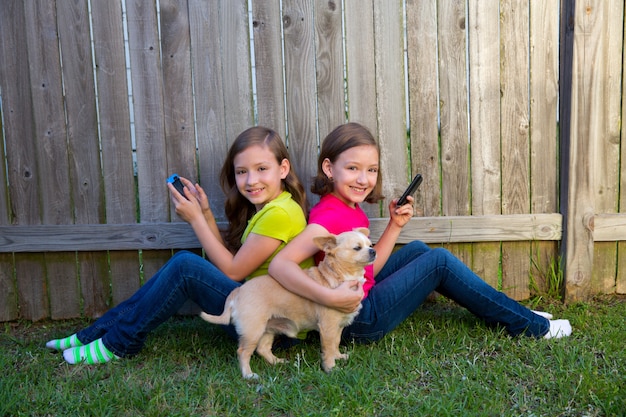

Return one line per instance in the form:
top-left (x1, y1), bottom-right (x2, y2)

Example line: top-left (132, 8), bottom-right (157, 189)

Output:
top-left (76, 251), bottom-right (240, 357)
top-left (343, 241), bottom-right (550, 342)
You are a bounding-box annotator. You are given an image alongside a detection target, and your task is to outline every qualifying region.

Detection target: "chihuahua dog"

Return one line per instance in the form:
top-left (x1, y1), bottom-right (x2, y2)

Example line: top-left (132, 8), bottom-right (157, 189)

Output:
top-left (200, 228), bottom-right (376, 379)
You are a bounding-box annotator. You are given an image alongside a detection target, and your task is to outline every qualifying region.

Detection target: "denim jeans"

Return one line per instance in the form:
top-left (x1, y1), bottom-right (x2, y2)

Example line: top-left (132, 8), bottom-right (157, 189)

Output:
top-left (76, 250), bottom-right (240, 357)
top-left (343, 241), bottom-right (550, 342)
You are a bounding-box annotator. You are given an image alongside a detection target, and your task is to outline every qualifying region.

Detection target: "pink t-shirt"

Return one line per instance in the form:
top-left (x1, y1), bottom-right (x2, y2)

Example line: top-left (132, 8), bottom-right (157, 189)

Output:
top-left (308, 194), bottom-right (375, 298)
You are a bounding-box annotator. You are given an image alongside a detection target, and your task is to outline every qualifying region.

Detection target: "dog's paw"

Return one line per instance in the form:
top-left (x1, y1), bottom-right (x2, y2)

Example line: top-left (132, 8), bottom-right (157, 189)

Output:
top-left (244, 372), bottom-right (260, 380)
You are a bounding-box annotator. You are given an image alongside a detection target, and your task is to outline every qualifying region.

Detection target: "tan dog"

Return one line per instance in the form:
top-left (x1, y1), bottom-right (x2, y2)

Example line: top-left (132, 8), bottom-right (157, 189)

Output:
top-left (200, 228), bottom-right (375, 379)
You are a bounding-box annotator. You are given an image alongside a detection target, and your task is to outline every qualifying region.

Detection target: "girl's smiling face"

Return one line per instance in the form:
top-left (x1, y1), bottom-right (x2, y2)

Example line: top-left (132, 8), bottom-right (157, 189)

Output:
top-left (322, 144), bottom-right (379, 207)
top-left (234, 144), bottom-right (289, 211)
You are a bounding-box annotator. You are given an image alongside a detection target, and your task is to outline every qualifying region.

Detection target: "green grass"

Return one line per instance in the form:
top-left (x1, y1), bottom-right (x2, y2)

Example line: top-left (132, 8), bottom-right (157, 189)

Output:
top-left (2, 295), bottom-right (625, 416)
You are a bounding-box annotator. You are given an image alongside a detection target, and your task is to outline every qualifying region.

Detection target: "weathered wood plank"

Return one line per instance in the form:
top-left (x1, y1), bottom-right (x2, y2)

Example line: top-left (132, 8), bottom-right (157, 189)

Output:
top-left (126, 0), bottom-right (172, 282)
top-left (0, 0), bottom-right (32, 321)
top-left (57, 0), bottom-right (109, 319)
top-left (437, 0), bottom-right (472, 273)
top-left (160, 0), bottom-right (196, 185)
top-left (251, 0), bottom-right (287, 138)
top-left (563, 0), bottom-right (602, 300)
top-left (24, 1), bottom-right (78, 319)
top-left (314, 0), bottom-right (345, 143)
top-left (282, 0), bottom-right (318, 203)
top-left (188, 0), bottom-right (229, 221)
top-left (91, 0), bottom-right (142, 308)
top-left (468, 0), bottom-right (501, 289)
top-left (373, 1), bottom-right (407, 205)
top-left (406, 0), bottom-right (440, 219)
top-left (344, 0), bottom-right (379, 217)
top-left (591, 0), bottom-right (623, 295)
top-left (500, 0), bottom-right (531, 300)
top-left (220, 0), bottom-right (253, 142)
top-left (0, 214), bottom-right (562, 252)
top-left (529, 0), bottom-right (559, 294)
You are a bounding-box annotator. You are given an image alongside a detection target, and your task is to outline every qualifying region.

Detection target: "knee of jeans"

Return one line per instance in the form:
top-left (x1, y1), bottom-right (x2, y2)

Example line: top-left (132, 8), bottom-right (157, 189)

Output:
top-left (171, 250), bottom-right (200, 264)
top-left (405, 240), bottom-right (431, 254)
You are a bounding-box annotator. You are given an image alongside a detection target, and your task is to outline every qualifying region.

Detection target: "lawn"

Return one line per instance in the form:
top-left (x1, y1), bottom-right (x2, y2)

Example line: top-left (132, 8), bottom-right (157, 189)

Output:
top-left (2, 295), bottom-right (624, 416)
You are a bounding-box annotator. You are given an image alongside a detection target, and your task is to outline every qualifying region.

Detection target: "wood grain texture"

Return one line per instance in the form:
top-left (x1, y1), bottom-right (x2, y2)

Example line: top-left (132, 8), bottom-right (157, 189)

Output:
top-left (563, 0), bottom-right (602, 300)
top-left (91, 0), bottom-right (142, 309)
top-left (24, 1), bottom-right (78, 319)
top-left (468, 0), bottom-right (501, 288)
top-left (0, 1), bottom-right (34, 320)
top-left (373, 1), bottom-right (407, 204)
top-left (0, 214), bottom-right (562, 252)
top-left (406, 0), bottom-right (440, 219)
top-left (500, 0), bottom-right (530, 300)
top-left (188, 0), bottom-right (229, 221)
top-left (344, 0), bottom-right (379, 217)
top-left (590, 0), bottom-right (623, 294)
top-left (251, 0), bottom-right (287, 138)
top-left (282, 0), bottom-right (318, 203)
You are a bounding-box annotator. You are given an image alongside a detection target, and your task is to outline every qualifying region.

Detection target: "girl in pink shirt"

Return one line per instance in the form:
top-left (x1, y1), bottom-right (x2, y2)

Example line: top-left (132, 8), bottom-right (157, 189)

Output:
top-left (269, 122), bottom-right (571, 342)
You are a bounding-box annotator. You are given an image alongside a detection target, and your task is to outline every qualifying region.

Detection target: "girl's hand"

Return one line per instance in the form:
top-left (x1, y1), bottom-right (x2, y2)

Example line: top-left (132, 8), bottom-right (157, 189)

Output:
top-left (168, 177), bottom-right (204, 224)
top-left (390, 195), bottom-right (415, 228)
top-left (330, 280), bottom-right (365, 313)
top-left (179, 178), bottom-right (214, 222)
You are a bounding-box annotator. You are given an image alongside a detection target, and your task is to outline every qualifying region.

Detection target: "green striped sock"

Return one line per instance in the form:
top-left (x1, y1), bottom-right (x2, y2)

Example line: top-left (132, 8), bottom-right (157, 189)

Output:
top-left (45, 334), bottom-right (84, 351)
top-left (63, 338), bottom-right (118, 365)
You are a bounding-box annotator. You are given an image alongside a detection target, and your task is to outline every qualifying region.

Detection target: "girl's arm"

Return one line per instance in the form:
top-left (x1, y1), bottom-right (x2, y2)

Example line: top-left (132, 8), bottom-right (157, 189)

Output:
top-left (371, 196), bottom-right (415, 276)
top-left (168, 181), bottom-right (281, 281)
top-left (268, 224), bottom-right (364, 314)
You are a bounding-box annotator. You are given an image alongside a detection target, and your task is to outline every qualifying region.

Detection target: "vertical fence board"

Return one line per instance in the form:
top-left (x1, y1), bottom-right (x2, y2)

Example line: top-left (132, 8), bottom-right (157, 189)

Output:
top-left (345, 0), bottom-right (379, 217)
top-left (160, 0), bottom-right (196, 202)
top-left (252, 0), bottom-right (287, 139)
top-left (529, 1), bottom-right (560, 293)
top-left (0, 1), bottom-right (28, 321)
top-left (283, 0), bottom-right (318, 202)
top-left (619, 0), bottom-right (626, 295)
top-left (189, 0), bottom-right (228, 221)
top-left (374, 0), bottom-right (407, 208)
top-left (407, 0), bottom-right (440, 218)
top-left (220, 0), bottom-right (253, 142)
top-left (591, 0), bottom-right (623, 294)
top-left (500, 0), bottom-right (531, 300)
top-left (563, 0), bottom-right (596, 300)
top-left (437, 0), bottom-right (471, 267)
top-left (161, 0), bottom-right (198, 314)
top-left (468, 0), bottom-right (501, 289)
top-left (314, 0), bottom-right (345, 144)
top-left (24, 1), bottom-right (78, 319)
top-left (126, 0), bottom-right (171, 279)
top-left (57, 0), bottom-right (109, 318)
top-left (91, 0), bottom-right (142, 308)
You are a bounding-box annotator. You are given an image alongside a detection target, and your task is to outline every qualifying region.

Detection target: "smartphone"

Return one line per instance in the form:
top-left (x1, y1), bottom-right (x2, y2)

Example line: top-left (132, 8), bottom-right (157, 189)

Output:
top-left (167, 174), bottom-right (188, 199)
top-left (397, 174), bottom-right (423, 206)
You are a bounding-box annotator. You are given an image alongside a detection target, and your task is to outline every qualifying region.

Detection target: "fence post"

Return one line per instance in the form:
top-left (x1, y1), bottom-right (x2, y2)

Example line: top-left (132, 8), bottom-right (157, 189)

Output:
top-left (559, 0), bottom-right (595, 301)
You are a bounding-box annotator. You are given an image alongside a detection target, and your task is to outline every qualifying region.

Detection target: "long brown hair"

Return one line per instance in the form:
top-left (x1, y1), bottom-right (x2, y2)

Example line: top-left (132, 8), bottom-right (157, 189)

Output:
top-left (220, 126), bottom-right (307, 252)
top-left (311, 122), bottom-right (384, 203)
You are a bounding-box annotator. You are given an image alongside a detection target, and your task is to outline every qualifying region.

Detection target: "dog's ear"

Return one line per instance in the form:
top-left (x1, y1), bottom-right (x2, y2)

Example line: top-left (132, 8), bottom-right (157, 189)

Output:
top-left (353, 227), bottom-right (370, 237)
top-left (312, 234), bottom-right (338, 251)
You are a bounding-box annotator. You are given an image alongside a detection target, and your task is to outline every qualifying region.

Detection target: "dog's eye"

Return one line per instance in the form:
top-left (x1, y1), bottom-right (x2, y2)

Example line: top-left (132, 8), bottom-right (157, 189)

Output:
top-left (353, 245), bottom-right (362, 251)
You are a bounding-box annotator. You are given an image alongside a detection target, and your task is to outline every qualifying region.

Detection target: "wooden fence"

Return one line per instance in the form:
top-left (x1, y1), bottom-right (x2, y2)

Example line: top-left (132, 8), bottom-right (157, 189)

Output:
top-left (0, 0), bottom-right (624, 322)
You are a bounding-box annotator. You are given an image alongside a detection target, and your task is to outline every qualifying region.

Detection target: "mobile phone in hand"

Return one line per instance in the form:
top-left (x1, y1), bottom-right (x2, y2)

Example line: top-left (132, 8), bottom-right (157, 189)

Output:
top-left (397, 174), bottom-right (423, 206)
top-left (167, 174), bottom-right (188, 200)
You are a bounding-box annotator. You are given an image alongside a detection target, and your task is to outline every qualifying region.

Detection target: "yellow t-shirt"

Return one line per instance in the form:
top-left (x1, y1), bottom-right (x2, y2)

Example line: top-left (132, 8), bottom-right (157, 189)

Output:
top-left (241, 190), bottom-right (314, 278)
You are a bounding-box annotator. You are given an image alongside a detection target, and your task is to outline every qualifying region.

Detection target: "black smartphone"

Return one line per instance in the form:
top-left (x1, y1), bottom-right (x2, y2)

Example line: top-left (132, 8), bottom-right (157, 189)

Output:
top-left (397, 174), bottom-right (423, 206)
top-left (167, 174), bottom-right (188, 199)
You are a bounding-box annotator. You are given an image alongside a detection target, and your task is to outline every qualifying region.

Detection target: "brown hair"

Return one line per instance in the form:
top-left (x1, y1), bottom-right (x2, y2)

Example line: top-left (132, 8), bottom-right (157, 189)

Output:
top-left (311, 122), bottom-right (384, 203)
top-left (219, 126), bottom-right (307, 252)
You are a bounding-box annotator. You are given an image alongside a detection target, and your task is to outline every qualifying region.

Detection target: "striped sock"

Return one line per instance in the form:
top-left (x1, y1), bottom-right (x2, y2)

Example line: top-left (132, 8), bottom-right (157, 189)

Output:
top-left (63, 338), bottom-right (118, 365)
top-left (45, 334), bottom-right (84, 351)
